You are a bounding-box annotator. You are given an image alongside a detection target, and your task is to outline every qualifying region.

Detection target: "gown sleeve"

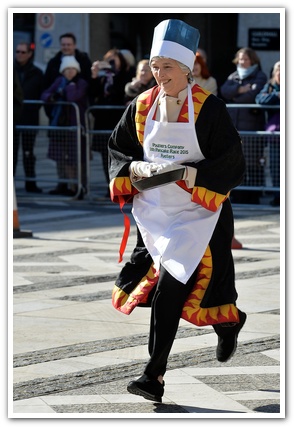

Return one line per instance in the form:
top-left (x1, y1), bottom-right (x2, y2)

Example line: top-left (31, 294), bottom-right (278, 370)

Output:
top-left (108, 100), bottom-right (144, 203)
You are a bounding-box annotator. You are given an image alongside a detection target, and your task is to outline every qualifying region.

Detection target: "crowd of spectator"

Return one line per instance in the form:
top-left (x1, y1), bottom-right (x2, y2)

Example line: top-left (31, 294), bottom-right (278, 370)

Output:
top-left (13, 32), bottom-right (280, 205)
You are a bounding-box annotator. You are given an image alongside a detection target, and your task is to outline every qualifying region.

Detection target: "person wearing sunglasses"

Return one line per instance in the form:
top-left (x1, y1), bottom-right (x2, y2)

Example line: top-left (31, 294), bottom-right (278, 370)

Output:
top-left (14, 42), bottom-right (44, 193)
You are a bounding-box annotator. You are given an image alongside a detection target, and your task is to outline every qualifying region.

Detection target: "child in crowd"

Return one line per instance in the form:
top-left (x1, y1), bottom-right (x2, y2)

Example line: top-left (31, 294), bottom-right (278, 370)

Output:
top-left (41, 55), bottom-right (89, 198)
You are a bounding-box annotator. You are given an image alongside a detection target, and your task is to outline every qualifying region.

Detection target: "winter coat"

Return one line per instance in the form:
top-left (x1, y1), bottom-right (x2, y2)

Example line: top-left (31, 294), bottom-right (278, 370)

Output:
top-left (255, 82), bottom-right (280, 131)
top-left (89, 67), bottom-right (135, 131)
top-left (41, 75), bottom-right (88, 163)
top-left (220, 68), bottom-right (267, 131)
top-left (13, 68), bottom-right (23, 125)
top-left (124, 77), bottom-right (157, 104)
top-left (41, 75), bottom-right (88, 126)
top-left (14, 59), bottom-right (44, 126)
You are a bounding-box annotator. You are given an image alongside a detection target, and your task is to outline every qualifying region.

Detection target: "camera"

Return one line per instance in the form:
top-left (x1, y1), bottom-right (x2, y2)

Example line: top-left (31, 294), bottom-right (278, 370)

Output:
top-left (109, 59), bottom-right (115, 70)
top-left (98, 60), bottom-right (114, 77)
top-left (97, 59), bottom-right (115, 77)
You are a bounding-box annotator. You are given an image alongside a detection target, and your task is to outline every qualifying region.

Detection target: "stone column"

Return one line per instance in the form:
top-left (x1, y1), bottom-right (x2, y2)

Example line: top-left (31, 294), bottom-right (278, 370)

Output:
top-left (89, 13), bottom-right (111, 61)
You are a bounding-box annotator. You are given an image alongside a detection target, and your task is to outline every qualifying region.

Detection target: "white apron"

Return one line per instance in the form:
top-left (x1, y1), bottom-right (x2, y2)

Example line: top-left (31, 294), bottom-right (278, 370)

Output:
top-left (132, 86), bottom-right (221, 284)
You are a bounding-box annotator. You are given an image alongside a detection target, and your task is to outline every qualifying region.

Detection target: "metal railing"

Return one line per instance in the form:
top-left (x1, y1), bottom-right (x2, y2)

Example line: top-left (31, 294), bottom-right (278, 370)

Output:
top-left (14, 101), bottom-right (280, 202)
top-left (14, 100), bottom-right (83, 198)
top-left (226, 104), bottom-right (280, 195)
top-left (84, 105), bottom-right (126, 197)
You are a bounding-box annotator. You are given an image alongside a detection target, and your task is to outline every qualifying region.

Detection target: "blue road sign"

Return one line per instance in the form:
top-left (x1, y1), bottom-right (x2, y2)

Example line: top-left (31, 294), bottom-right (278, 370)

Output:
top-left (40, 33), bottom-right (53, 48)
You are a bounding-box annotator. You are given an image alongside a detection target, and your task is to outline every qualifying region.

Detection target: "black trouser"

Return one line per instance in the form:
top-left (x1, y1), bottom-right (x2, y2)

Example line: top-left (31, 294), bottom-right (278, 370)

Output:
top-left (14, 130), bottom-right (37, 178)
top-left (144, 266), bottom-right (197, 379)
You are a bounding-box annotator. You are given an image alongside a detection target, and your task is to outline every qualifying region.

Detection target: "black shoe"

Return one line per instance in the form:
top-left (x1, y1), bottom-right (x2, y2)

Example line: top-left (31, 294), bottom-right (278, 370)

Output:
top-left (74, 188), bottom-right (86, 200)
top-left (75, 190), bottom-right (84, 200)
top-left (49, 184), bottom-right (69, 195)
top-left (25, 182), bottom-right (42, 193)
top-left (127, 374), bottom-right (164, 403)
top-left (213, 310), bottom-right (247, 362)
top-left (65, 188), bottom-right (77, 197)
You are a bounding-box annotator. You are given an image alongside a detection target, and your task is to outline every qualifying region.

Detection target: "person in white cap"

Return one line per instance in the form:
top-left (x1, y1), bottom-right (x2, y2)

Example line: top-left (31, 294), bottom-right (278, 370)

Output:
top-left (108, 19), bottom-right (247, 403)
top-left (41, 55), bottom-right (89, 198)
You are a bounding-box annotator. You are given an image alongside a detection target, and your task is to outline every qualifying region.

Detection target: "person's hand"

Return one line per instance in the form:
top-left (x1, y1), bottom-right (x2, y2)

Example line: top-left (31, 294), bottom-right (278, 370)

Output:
top-left (130, 162), bottom-right (197, 187)
top-left (129, 161), bottom-right (159, 181)
top-left (91, 61), bottom-right (100, 78)
top-left (238, 83), bottom-right (251, 94)
top-left (91, 60), bottom-right (111, 78)
top-left (183, 166), bottom-right (197, 188)
top-left (129, 78), bottom-right (142, 89)
top-left (49, 91), bottom-right (62, 102)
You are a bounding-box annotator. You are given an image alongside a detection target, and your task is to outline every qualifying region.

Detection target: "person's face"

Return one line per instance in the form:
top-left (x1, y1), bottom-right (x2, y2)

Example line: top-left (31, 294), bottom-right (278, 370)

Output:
top-left (137, 63), bottom-right (153, 84)
top-left (192, 61), bottom-right (201, 77)
top-left (15, 44), bottom-right (32, 65)
top-left (60, 37), bottom-right (76, 56)
top-left (238, 52), bottom-right (252, 69)
top-left (63, 67), bottom-right (78, 80)
top-left (150, 57), bottom-right (188, 97)
top-left (274, 67), bottom-right (280, 85)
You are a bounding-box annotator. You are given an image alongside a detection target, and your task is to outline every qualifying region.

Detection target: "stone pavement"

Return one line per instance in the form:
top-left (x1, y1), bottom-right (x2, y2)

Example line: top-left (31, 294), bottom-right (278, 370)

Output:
top-left (10, 187), bottom-right (283, 418)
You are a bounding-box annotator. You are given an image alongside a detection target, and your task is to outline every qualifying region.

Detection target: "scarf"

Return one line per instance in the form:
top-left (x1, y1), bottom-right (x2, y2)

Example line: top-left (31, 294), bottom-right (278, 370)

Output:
top-left (50, 77), bottom-right (68, 126)
top-left (237, 64), bottom-right (258, 80)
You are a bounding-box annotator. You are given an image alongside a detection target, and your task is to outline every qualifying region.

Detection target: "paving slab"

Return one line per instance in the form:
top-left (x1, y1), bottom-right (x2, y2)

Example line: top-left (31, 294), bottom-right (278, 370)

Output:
top-left (10, 195), bottom-right (284, 418)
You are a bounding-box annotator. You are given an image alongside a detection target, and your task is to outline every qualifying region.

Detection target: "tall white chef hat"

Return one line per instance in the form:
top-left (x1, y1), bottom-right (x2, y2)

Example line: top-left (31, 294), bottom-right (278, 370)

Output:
top-left (149, 19), bottom-right (200, 71)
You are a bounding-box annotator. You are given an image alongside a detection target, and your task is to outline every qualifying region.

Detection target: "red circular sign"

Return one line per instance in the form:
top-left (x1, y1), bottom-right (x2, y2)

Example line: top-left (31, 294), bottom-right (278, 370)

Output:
top-left (38, 13), bottom-right (54, 30)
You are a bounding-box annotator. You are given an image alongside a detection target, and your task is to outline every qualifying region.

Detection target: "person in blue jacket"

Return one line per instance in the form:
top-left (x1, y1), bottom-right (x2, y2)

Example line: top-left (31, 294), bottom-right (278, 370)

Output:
top-left (256, 61), bottom-right (280, 206)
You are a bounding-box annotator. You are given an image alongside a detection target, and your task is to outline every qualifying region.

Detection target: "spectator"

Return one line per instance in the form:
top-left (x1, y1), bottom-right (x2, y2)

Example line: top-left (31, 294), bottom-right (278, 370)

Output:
top-left (43, 33), bottom-right (91, 196)
top-left (14, 42), bottom-right (44, 193)
top-left (197, 47), bottom-right (207, 63)
top-left (124, 59), bottom-right (156, 104)
top-left (192, 51), bottom-right (218, 95)
top-left (41, 56), bottom-right (89, 198)
top-left (194, 50), bottom-right (241, 247)
top-left (13, 67), bottom-right (23, 125)
top-left (256, 61), bottom-right (280, 206)
top-left (44, 32), bottom-right (92, 90)
top-left (120, 49), bottom-right (136, 76)
top-left (220, 47), bottom-right (267, 204)
top-left (90, 48), bottom-right (135, 188)
top-left (90, 48), bottom-right (135, 118)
